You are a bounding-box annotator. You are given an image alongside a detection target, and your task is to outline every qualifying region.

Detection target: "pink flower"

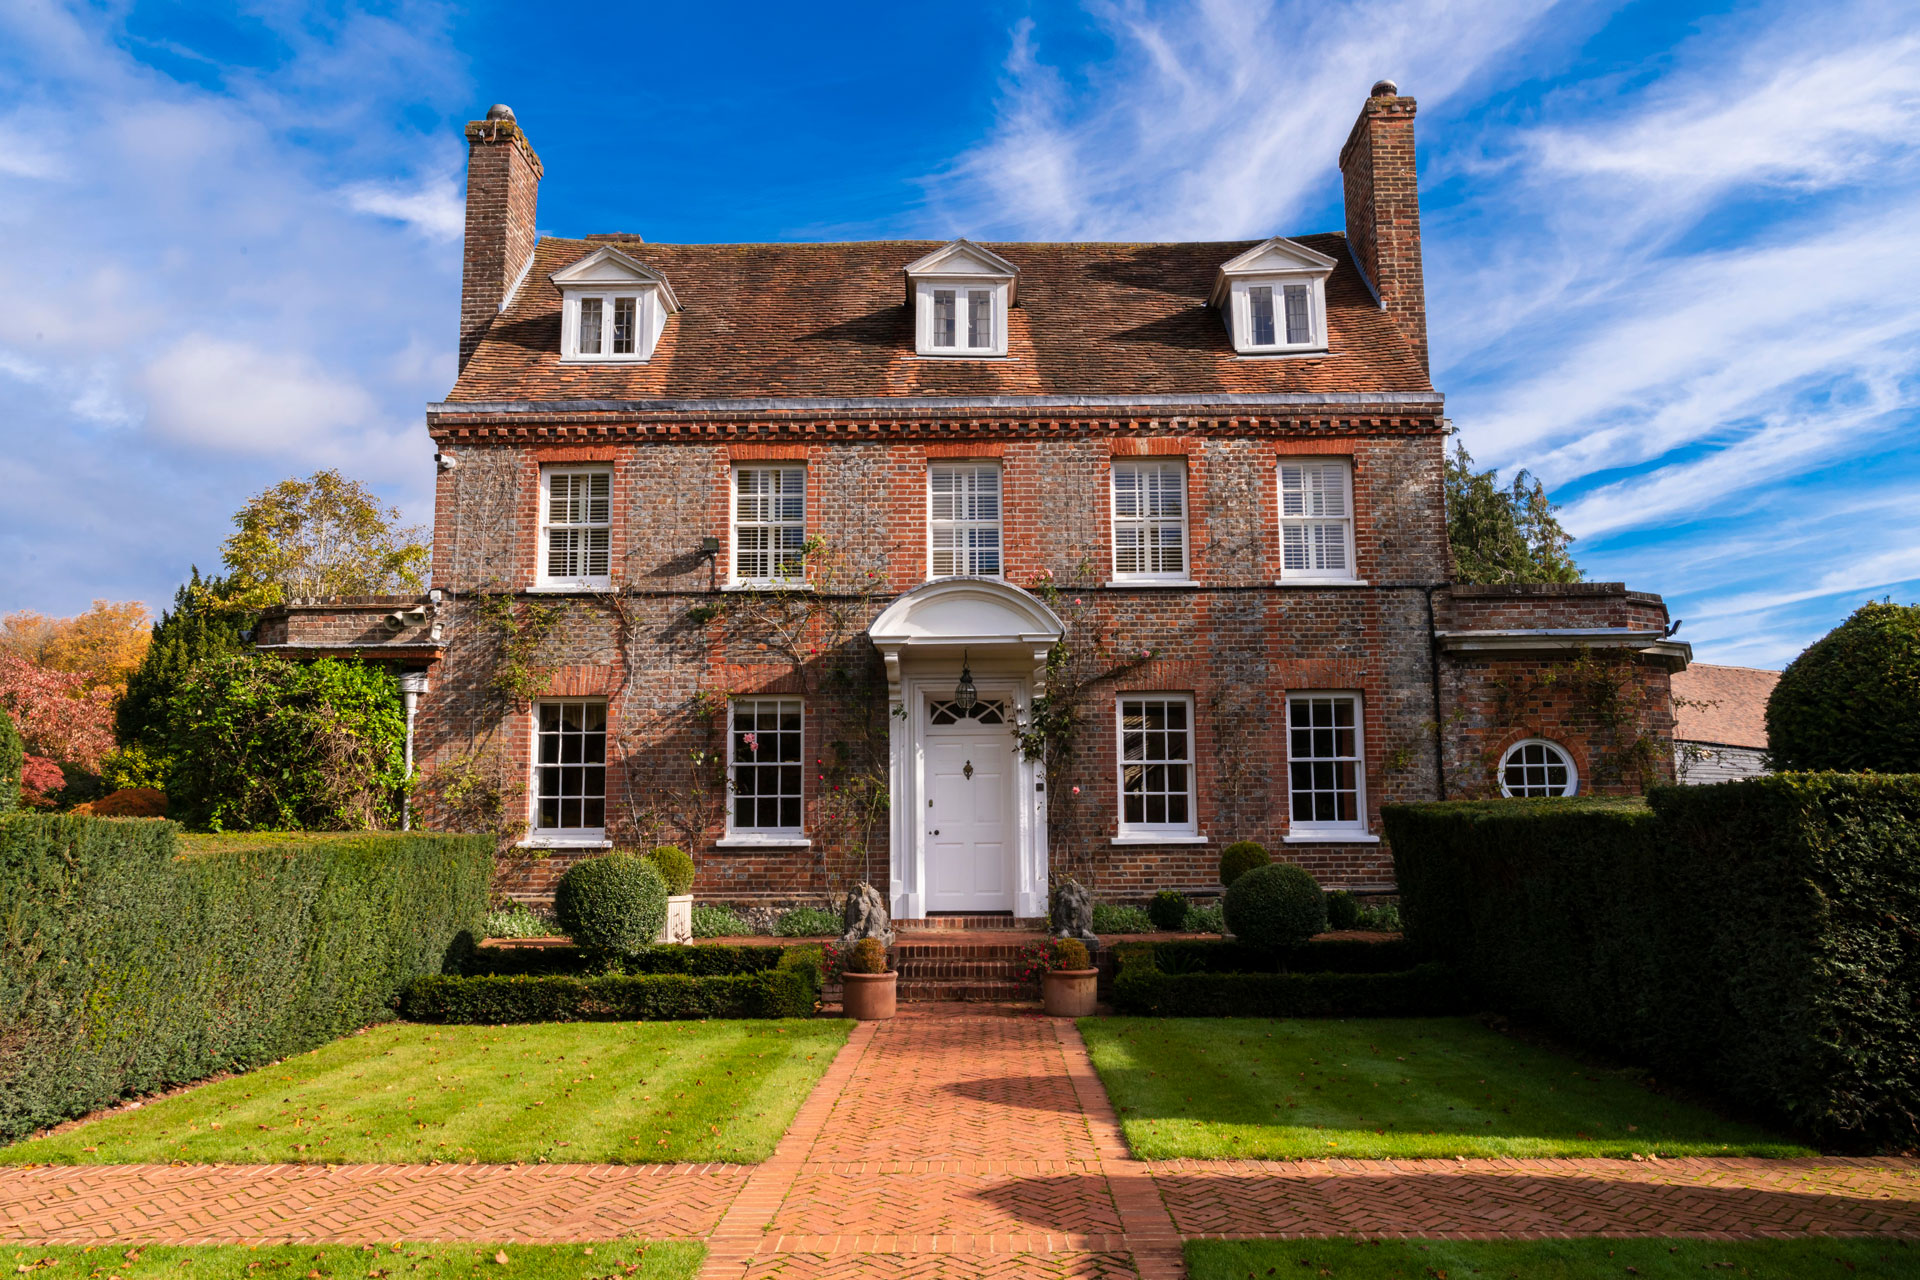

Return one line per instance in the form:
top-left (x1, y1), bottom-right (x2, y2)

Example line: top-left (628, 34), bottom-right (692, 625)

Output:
top-left (1073, 598), bottom-right (1082, 605)
top-left (1072, 786), bottom-right (1081, 795)
top-left (742, 731), bottom-right (760, 753)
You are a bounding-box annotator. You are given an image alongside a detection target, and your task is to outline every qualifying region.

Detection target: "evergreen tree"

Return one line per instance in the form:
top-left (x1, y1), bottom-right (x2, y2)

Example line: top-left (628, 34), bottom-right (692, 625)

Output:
top-left (1445, 441), bottom-right (1582, 584)
top-left (112, 569), bottom-right (251, 783)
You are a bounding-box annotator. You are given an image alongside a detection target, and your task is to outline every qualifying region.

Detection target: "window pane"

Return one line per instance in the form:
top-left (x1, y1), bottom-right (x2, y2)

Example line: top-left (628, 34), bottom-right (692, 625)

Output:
top-left (967, 289), bottom-right (992, 348)
top-left (612, 296), bottom-right (637, 354)
top-left (1117, 697), bottom-right (1196, 832)
top-left (533, 700), bottom-right (607, 832)
top-left (578, 298), bottom-right (603, 354)
top-left (730, 699), bottom-right (804, 832)
top-left (932, 289), bottom-right (956, 347)
top-left (1284, 284), bottom-right (1311, 344)
top-left (1286, 694), bottom-right (1361, 832)
top-left (1248, 285), bottom-right (1275, 345)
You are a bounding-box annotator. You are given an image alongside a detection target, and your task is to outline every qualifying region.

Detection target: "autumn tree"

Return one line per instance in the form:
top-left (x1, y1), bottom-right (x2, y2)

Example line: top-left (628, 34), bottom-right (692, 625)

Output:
top-left (1, 600), bottom-right (152, 693)
top-left (220, 469), bottom-right (430, 609)
top-left (1445, 441), bottom-right (1581, 585)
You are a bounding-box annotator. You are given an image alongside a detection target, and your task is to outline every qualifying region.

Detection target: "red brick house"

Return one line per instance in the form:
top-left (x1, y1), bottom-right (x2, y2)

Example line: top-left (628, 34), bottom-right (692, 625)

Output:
top-left (257, 83), bottom-right (1690, 915)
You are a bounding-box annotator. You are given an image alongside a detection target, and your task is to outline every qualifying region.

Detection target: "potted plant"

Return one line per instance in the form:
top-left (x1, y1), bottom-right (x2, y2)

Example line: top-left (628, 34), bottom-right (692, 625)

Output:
top-left (840, 936), bottom-right (896, 1020)
top-left (645, 845), bottom-right (696, 945)
top-left (1042, 937), bottom-right (1098, 1017)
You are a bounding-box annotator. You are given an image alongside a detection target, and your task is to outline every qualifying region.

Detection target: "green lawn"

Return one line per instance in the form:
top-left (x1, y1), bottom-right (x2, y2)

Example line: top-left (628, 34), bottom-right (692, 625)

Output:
top-left (1083, 1017), bottom-right (1809, 1159)
top-left (1, 1020), bottom-right (849, 1166)
top-left (1187, 1237), bottom-right (1919, 1279)
top-left (0, 1243), bottom-right (702, 1280)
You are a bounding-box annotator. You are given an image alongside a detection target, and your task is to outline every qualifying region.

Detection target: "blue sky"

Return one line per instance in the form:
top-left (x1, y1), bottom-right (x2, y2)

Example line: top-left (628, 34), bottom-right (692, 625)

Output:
top-left (2, 0), bottom-right (1916, 668)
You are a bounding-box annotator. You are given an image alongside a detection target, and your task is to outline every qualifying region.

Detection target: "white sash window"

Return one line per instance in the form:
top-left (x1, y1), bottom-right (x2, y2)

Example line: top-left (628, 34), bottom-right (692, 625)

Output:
top-left (541, 468), bottom-right (612, 588)
top-left (929, 463), bottom-right (1003, 578)
top-left (1278, 460), bottom-right (1356, 580)
top-left (1117, 695), bottom-right (1196, 835)
top-left (1112, 460), bottom-right (1189, 580)
top-left (729, 698), bottom-right (804, 834)
top-left (732, 466), bottom-right (807, 585)
top-left (1287, 693), bottom-right (1365, 834)
top-left (532, 699), bottom-right (607, 842)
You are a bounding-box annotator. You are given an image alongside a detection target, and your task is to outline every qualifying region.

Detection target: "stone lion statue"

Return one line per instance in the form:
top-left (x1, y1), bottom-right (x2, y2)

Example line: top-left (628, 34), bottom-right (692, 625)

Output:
top-left (840, 881), bottom-right (893, 949)
top-left (1050, 879), bottom-right (1099, 953)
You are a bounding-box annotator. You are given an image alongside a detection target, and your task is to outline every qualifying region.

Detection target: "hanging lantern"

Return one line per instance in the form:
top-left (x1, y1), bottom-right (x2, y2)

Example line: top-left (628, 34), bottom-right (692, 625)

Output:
top-left (954, 651), bottom-right (978, 713)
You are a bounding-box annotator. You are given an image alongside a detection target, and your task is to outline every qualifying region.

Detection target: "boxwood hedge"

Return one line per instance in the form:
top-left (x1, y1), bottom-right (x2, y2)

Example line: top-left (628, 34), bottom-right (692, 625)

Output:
top-left (1384, 775), bottom-right (1920, 1152)
top-left (1108, 939), bottom-right (1465, 1017)
top-left (401, 946), bottom-right (823, 1022)
top-left (0, 815), bottom-right (491, 1145)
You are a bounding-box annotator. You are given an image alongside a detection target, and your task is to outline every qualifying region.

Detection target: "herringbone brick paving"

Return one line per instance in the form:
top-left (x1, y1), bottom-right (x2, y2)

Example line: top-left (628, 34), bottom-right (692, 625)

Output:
top-left (4, 1003), bottom-right (1918, 1280)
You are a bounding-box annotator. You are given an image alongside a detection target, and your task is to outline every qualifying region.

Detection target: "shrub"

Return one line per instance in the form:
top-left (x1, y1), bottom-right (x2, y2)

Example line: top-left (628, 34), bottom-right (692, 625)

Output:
top-left (846, 936), bottom-right (888, 974)
top-left (1358, 901), bottom-right (1402, 932)
top-left (1767, 601), bottom-right (1920, 772)
top-left (165, 652), bottom-right (406, 831)
top-left (1184, 901), bottom-right (1226, 934)
top-left (1050, 937), bottom-right (1091, 970)
top-left (71, 787), bottom-right (168, 817)
top-left (692, 904), bottom-right (754, 938)
top-left (553, 852), bottom-right (669, 959)
top-left (464, 942), bottom-right (796, 978)
top-left (1147, 889), bottom-right (1189, 931)
top-left (775, 905), bottom-right (839, 937)
top-left (645, 844), bottom-right (696, 896)
top-left (0, 817), bottom-right (490, 1145)
top-left (402, 947), bottom-right (822, 1023)
top-left (1222, 862), bottom-right (1327, 948)
top-left (1218, 839), bottom-right (1271, 887)
top-left (1092, 903), bottom-right (1154, 934)
top-left (1109, 942), bottom-right (1465, 1017)
top-left (1385, 777), bottom-right (1920, 1152)
top-left (0, 705), bottom-right (20, 815)
top-left (483, 901), bottom-right (555, 939)
top-left (1326, 889), bottom-right (1361, 931)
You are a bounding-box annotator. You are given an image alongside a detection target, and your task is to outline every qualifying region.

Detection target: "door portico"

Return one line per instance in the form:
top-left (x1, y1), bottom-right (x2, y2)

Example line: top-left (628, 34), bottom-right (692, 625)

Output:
top-left (867, 579), bottom-right (1066, 919)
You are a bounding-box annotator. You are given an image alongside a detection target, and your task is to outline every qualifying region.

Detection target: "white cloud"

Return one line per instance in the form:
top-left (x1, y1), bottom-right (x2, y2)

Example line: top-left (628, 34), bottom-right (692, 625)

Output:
top-left (139, 334), bottom-right (383, 454)
top-left (343, 173), bottom-right (465, 241)
top-left (932, 0), bottom-right (1568, 240)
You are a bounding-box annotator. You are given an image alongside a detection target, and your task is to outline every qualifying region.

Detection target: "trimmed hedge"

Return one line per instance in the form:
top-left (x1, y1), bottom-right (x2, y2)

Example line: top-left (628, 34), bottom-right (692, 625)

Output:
top-left (1384, 776), bottom-right (1920, 1152)
top-left (401, 947), bottom-right (823, 1022)
top-left (0, 816), bottom-right (491, 1145)
top-left (1109, 941), bottom-right (1466, 1017)
top-left (1767, 601), bottom-right (1920, 772)
top-left (554, 852), bottom-right (668, 958)
top-left (463, 942), bottom-right (802, 977)
top-left (1223, 862), bottom-right (1327, 948)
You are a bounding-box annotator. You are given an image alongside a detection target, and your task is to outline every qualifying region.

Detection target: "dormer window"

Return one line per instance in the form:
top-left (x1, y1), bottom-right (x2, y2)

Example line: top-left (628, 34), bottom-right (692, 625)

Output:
top-left (551, 244), bottom-right (680, 363)
top-left (1209, 237), bottom-right (1335, 356)
top-left (903, 240), bottom-right (1018, 358)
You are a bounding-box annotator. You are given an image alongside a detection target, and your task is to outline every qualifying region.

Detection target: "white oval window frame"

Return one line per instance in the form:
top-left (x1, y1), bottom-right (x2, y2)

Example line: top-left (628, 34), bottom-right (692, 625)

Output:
top-left (1497, 737), bottom-right (1579, 798)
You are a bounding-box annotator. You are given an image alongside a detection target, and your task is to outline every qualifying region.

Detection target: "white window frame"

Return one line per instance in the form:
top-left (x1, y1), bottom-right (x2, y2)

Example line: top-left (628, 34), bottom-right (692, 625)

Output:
top-left (1115, 694), bottom-right (1198, 838)
top-left (914, 279), bottom-right (1009, 357)
top-left (928, 462), bottom-right (1004, 579)
top-left (1285, 692), bottom-right (1367, 837)
top-left (726, 697), bottom-right (805, 839)
top-left (1498, 739), bottom-right (1580, 798)
top-left (561, 289), bottom-right (652, 362)
top-left (538, 466), bottom-right (613, 590)
top-left (1228, 275), bottom-right (1326, 354)
top-left (1111, 459), bottom-right (1190, 582)
top-left (530, 698), bottom-right (608, 846)
top-left (1277, 459), bottom-right (1359, 583)
top-left (730, 465), bottom-right (808, 587)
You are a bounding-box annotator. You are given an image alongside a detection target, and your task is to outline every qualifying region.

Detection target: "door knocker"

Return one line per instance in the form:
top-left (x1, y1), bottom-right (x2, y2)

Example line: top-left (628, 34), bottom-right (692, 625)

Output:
top-left (963, 760), bottom-right (974, 780)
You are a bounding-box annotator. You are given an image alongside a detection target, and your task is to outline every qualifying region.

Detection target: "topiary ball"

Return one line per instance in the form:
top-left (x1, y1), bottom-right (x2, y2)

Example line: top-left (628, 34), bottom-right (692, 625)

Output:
top-left (1148, 889), bottom-right (1190, 931)
top-left (645, 844), bottom-right (696, 896)
top-left (1050, 937), bottom-right (1091, 970)
top-left (1325, 889), bottom-right (1361, 931)
top-left (553, 852), bottom-right (669, 959)
top-left (846, 936), bottom-right (889, 974)
top-left (1218, 840), bottom-right (1271, 887)
top-left (1767, 601), bottom-right (1920, 772)
top-left (1222, 862), bottom-right (1328, 950)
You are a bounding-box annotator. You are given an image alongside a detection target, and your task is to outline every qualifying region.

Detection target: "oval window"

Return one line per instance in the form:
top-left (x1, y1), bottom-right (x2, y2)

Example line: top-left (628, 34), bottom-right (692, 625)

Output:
top-left (1498, 739), bottom-right (1578, 798)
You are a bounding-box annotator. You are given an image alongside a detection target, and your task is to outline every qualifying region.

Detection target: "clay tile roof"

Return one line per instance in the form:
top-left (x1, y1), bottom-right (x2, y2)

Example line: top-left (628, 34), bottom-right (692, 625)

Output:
top-left (1670, 664), bottom-right (1780, 749)
top-left (447, 234), bottom-right (1432, 403)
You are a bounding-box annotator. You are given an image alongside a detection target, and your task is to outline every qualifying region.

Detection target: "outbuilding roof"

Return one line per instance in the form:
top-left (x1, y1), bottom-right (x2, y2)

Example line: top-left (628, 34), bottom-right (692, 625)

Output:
top-left (447, 234), bottom-right (1431, 403)
top-left (1671, 663), bottom-right (1780, 749)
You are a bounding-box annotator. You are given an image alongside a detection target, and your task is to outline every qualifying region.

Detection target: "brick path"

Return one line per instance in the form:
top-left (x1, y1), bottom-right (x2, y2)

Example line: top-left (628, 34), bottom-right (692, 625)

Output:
top-left (4, 1006), bottom-right (1919, 1280)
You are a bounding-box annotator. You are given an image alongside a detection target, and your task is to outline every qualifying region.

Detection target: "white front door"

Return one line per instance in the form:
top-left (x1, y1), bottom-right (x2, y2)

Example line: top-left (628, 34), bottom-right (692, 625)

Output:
top-left (924, 707), bottom-right (1014, 913)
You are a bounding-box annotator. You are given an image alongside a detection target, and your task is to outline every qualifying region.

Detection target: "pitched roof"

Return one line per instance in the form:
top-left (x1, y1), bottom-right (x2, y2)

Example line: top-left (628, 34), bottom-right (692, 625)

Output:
top-left (447, 234), bottom-right (1432, 403)
top-left (1671, 663), bottom-right (1780, 749)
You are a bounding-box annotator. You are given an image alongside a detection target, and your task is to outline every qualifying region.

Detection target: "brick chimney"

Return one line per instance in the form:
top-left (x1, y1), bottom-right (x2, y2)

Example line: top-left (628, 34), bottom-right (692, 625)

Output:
top-left (459, 104), bottom-right (543, 372)
top-left (1339, 80), bottom-right (1427, 373)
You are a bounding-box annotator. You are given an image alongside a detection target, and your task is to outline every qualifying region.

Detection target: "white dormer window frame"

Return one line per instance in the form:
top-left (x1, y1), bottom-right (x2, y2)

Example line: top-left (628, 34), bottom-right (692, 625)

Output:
top-left (551, 244), bottom-right (681, 364)
top-left (903, 240), bottom-right (1018, 359)
top-left (1209, 237), bottom-right (1336, 356)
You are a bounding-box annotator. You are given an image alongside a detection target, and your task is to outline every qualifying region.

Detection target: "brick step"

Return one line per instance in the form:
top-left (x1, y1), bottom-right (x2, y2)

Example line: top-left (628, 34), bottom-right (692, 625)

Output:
top-left (896, 958), bottom-right (1031, 981)
top-left (899, 979), bottom-right (1038, 1002)
top-left (894, 942), bottom-right (1040, 962)
top-left (893, 916), bottom-right (1049, 932)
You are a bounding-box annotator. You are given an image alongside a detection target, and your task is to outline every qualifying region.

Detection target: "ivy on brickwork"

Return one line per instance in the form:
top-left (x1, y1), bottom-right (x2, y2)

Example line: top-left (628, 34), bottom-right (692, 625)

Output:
top-left (475, 590), bottom-right (570, 708)
top-left (425, 741), bottom-right (527, 848)
top-left (1488, 647), bottom-right (1666, 793)
top-left (1017, 560), bottom-right (1158, 765)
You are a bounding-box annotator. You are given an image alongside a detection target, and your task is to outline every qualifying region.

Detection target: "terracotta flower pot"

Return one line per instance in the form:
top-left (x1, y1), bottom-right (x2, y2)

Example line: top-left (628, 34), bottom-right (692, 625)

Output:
top-left (841, 970), bottom-right (897, 1020)
top-left (1042, 967), bottom-right (1098, 1017)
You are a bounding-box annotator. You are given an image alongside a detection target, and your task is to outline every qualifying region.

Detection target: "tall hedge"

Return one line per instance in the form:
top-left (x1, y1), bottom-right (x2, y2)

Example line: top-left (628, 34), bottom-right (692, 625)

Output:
top-left (0, 816), bottom-right (491, 1144)
top-left (1767, 601), bottom-right (1920, 772)
top-left (0, 706), bottom-right (20, 816)
top-left (1384, 776), bottom-right (1920, 1151)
